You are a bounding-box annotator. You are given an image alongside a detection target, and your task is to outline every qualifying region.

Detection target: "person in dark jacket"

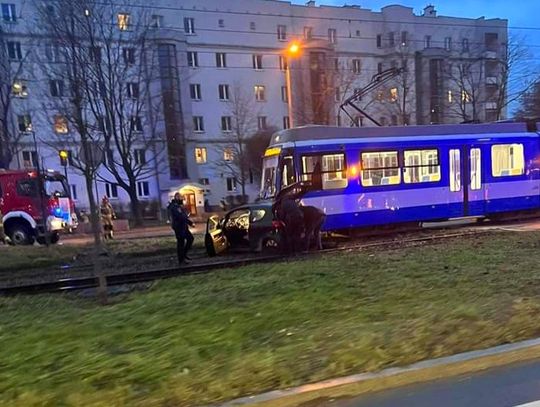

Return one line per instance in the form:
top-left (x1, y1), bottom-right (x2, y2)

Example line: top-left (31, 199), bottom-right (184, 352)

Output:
top-left (300, 205), bottom-right (326, 251)
top-left (168, 193), bottom-right (194, 266)
top-left (276, 196), bottom-right (305, 254)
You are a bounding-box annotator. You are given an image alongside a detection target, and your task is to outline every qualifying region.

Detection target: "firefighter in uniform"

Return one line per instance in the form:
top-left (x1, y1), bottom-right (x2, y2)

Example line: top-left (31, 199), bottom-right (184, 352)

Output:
top-left (100, 196), bottom-right (116, 240)
top-left (168, 192), bottom-right (194, 266)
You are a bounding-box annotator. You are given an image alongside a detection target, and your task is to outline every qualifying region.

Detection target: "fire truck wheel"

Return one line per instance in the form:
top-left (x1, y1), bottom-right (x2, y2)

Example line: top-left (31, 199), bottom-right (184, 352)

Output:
top-left (8, 224), bottom-right (35, 246)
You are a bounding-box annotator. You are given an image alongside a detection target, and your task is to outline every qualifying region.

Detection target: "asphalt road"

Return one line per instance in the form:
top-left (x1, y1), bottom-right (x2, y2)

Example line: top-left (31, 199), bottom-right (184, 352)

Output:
top-left (334, 359), bottom-right (540, 407)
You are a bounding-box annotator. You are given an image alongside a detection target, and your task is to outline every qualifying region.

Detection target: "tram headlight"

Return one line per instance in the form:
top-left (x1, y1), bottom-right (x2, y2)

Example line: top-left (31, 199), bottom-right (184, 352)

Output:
top-left (251, 209), bottom-right (266, 222)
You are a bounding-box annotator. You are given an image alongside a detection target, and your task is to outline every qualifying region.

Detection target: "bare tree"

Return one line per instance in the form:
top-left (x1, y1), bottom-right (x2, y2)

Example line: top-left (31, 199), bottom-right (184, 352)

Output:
top-left (445, 59), bottom-right (484, 122)
top-left (515, 81), bottom-right (540, 119)
top-left (0, 23), bottom-right (29, 168)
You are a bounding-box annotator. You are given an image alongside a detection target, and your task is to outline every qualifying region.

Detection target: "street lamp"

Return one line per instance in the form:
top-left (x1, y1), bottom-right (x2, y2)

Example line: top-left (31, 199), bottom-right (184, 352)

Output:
top-left (285, 41), bottom-right (302, 128)
top-left (59, 150), bottom-right (71, 198)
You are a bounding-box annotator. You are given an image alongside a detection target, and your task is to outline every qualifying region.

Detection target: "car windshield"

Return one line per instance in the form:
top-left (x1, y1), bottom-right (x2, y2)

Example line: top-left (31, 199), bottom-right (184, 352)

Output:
top-left (43, 175), bottom-right (69, 198)
top-left (259, 156), bottom-right (278, 199)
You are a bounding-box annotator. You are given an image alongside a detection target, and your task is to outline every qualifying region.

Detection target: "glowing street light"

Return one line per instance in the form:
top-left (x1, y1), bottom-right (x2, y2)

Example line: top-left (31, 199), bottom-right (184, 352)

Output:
top-left (288, 42), bottom-right (300, 55)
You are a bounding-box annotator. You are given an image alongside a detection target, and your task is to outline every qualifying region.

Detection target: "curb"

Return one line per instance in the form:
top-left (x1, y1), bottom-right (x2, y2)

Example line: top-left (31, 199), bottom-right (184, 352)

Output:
top-left (218, 337), bottom-right (540, 407)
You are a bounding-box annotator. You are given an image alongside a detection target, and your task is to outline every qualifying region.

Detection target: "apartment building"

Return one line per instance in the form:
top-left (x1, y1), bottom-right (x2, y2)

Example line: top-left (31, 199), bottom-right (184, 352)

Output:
top-left (0, 1), bottom-right (508, 216)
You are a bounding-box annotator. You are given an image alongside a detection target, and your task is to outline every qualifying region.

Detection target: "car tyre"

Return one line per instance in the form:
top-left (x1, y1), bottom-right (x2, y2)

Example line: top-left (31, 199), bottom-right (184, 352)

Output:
top-left (8, 224), bottom-right (35, 246)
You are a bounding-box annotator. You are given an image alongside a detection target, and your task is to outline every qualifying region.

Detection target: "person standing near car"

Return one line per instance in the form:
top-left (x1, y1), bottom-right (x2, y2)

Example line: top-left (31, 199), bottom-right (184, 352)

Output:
top-left (277, 196), bottom-right (305, 255)
top-left (168, 192), bottom-right (194, 266)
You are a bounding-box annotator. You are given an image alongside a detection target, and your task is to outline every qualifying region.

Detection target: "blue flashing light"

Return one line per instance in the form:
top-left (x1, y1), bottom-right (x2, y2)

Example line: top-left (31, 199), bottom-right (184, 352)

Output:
top-left (53, 207), bottom-right (63, 218)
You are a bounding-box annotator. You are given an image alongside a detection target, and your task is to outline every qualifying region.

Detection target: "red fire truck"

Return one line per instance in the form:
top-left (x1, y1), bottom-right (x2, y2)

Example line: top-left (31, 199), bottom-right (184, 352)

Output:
top-left (0, 169), bottom-right (78, 245)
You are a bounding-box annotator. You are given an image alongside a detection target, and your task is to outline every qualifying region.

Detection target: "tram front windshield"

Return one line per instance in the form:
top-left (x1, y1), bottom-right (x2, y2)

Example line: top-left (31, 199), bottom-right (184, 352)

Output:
top-left (260, 156), bottom-right (278, 199)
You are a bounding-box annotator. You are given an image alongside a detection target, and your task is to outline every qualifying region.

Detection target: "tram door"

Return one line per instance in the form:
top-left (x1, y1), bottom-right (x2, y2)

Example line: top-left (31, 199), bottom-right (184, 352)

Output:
top-left (449, 147), bottom-right (483, 217)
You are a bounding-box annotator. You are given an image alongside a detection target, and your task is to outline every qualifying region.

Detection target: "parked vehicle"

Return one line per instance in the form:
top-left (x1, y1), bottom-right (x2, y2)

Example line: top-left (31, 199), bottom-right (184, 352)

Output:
top-left (0, 169), bottom-right (78, 245)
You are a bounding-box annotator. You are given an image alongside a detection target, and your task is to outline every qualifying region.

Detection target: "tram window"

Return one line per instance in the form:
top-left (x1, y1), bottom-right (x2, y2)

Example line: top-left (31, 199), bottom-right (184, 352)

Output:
top-left (280, 156), bottom-right (296, 188)
top-left (470, 148), bottom-right (481, 190)
top-left (403, 149), bottom-right (440, 184)
top-left (491, 144), bottom-right (524, 177)
top-left (301, 153), bottom-right (347, 190)
top-left (449, 149), bottom-right (461, 192)
top-left (361, 151), bottom-right (400, 186)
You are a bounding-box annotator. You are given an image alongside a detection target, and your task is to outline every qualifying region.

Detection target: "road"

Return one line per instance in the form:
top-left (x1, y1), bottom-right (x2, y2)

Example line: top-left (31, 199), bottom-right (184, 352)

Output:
top-left (334, 359), bottom-right (540, 407)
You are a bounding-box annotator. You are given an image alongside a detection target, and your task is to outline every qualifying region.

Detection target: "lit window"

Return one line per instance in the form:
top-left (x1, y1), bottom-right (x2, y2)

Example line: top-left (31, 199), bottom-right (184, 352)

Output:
top-left (117, 13), bottom-right (130, 31)
top-left (195, 147), bottom-right (207, 164)
top-left (389, 87), bottom-right (398, 102)
top-left (193, 116), bottom-right (204, 132)
top-left (254, 85), bottom-right (265, 101)
top-left (403, 150), bottom-right (441, 183)
top-left (184, 17), bottom-right (195, 34)
top-left (252, 54), bottom-right (263, 70)
top-left (461, 90), bottom-right (471, 103)
top-left (492, 144), bottom-right (524, 177)
top-left (54, 115), bottom-right (68, 134)
top-left (361, 151), bottom-right (400, 186)
top-left (2, 3), bottom-right (16, 22)
top-left (447, 90), bottom-right (453, 103)
top-left (224, 148), bottom-right (234, 161)
top-left (134, 149), bottom-right (146, 165)
top-left (277, 25), bottom-right (287, 41)
top-left (221, 116), bottom-right (232, 132)
top-left (137, 181), bottom-right (150, 197)
top-left (301, 154), bottom-right (347, 190)
top-left (12, 81), bottom-right (27, 97)
top-left (17, 114), bottom-right (32, 132)
top-left (218, 84), bottom-right (229, 101)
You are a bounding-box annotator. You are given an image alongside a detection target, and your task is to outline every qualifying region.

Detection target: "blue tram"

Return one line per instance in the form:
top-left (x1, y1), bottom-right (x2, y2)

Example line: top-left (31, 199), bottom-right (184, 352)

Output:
top-left (260, 122), bottom-right (540, 231)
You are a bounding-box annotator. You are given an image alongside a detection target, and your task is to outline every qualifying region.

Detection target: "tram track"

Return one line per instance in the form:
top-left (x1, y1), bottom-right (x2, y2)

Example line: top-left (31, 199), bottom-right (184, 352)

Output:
top-left (0, 228), bottom-right (491, 296)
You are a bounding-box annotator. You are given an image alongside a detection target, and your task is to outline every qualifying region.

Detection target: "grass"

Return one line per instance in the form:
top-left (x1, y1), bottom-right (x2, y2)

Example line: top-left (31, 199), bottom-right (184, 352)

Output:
top-left (2, 231), bottom-right (540, 406)
top-left (0, 234), bottom-right (205, 273)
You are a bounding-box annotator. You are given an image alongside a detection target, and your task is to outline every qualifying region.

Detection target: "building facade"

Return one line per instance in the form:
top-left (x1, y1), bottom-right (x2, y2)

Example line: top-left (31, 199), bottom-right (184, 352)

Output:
top-left (0, 1), bottom-right (508, 216)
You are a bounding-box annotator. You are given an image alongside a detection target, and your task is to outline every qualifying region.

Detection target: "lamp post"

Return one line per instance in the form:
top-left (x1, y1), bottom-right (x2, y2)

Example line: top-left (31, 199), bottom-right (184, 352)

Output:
top-left (59, 150), bottom-right (70, 198)
top-left (31, 131), bottom-right (50, 246)
top-left (285, 41), bottom-right (301, 129)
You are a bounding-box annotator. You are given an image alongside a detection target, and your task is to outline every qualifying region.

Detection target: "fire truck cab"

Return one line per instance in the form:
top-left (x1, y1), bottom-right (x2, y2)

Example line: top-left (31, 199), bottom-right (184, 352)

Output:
top-left (0, 169), bottom-right (78, 245)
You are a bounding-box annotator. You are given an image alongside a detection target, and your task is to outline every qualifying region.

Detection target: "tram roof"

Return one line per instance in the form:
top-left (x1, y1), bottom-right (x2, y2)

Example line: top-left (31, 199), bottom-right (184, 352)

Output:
top-left (270, 123), bottom-right (539, 146)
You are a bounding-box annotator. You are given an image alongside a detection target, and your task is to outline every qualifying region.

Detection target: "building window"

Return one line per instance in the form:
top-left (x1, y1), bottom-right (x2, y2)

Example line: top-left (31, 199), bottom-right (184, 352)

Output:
top-left (216, 52), bottom-right (227, 68)
top-left (193, 116), bottom-right (204, 132)
top-left (21, 151), bottom-right (38, 168)
top-left (470, 148), bottom-right (482, 190)
top-left (133, 149), bottom-right (146, 165)
top-left (218, 19), bottom-right (224, 28)
top-left (250, 21), bottom-right (256, 30)
top-left (17, 114), bottom-right (32, 132)
top-left (123, 47), bottom-right (135, 65)
top-left (137, 181), bottom-right (150, 198)
top-left (376, 34), bottom-right (382, 48)
top-left (444, 37), bottom-right (452, 51)
top-left (223, 148), bottom-right (234, 162)
top-left (150, 14), bottom-right (163, 29)
top-left (283, 116), bottom-right (290, 129)
top-left (389, 87), bottom-right (398, 102)
top-left (7, 41), bottom-right (22, 60)
top-left (117, 13), bottom-right (130, 31)
top-left (277, 24), bottom-right (287, 41)
top-left (218, 84), bottom-right (230, 101)
top-left (11, 81), bottom-right (28, 98)
top-left (187, 51), bottom-right (198, 67)
top-left (2, 3), bottom-right (16, 22)
top-left (279, 55), bottom-right (288, 71)
top-left (334, 58), bottom-right (339, 71)
top-left (377, 62), bottom-right (383, 74)
top-left (89, 46), bottom-right (102, 63)
top-left (184, 17), bottom-right (195, 34)
top-left (304, 26), bottom-right (313, 39)
top-left (403, 149), bottom-right (441, 183)
top-left (195, 147), bottom-right (207, 164)
top-left (127, 82), bottom-right (139, 99)
top-left (254, 85), bottom-right (265, 101)
top-left (70, 184), bottom-right (78, 200)
top-left (130, 116), bottom-right (142, 132)
top-left (352, 58), bottom-right (361, 74)
top-left (49, 79), bottom-right (64, 97)
top-left (334, 87), bottom-right (340, 102)
top-left (461, 89), bottom-right (471, 103)
top-left (388, 32), bottom-right (395, 47)
top-left (257, 116), bottom-right (267, 130)
top-left (447, 90), bottom-right (453, 103)
top-left (190, 83), bottom-right (201, 100)
top-left (492, 144), bottom-right (524, 177)
top-left (281, 86), bottom-right (288, 102)
top-left (226, 177), bottom-right (237, 192)
top-left (301, 154), bottom-right (347, 190)
top-left (462, 38), bottom-right (470, 52)
top-left (252, 54), bottom-right (263, 70)
top-left (105, 183), bottom-right (119, 199)
top-left (361, 151), bottom-right (400, 186)
top-left (54, 115), bottom-right (68, 134)
top-left (221, 116), bottom-right (232, 132)
top-left (199, 178), bottom-right (210, 185)
top-left (424, 35), bottom-right (431, 48)
top-left (45, 44), bottom-right (60, 62)
top-left (401, 31), bottom-right (408, 46)
top-left (328, 28), bottom-right (337, 44)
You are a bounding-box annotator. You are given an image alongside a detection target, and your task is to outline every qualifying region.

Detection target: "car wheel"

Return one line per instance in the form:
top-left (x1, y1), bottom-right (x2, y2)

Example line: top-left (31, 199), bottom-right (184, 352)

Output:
top-left (261, 236), bottom-right (280, 254)
top-left (8, 224), bottom-right (35, 246)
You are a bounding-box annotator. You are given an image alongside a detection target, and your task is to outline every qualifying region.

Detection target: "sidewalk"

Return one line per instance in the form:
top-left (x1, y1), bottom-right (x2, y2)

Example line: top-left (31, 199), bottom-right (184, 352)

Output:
top-left (61, 223), bottom-right (205, 246)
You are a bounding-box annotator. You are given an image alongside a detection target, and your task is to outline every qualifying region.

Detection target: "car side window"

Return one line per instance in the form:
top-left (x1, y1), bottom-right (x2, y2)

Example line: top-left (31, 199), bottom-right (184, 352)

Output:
top-left (16, 179), bottom-right (38, 197)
